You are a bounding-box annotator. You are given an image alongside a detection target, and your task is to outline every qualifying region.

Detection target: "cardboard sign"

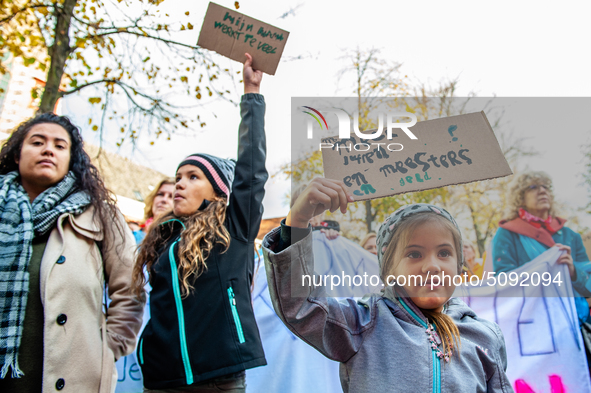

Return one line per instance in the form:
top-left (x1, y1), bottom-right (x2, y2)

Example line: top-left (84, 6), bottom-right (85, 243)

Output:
top-left (197, 2), bottom-right (290, 75)
top-left (321, 112), bottom-right (512, 200)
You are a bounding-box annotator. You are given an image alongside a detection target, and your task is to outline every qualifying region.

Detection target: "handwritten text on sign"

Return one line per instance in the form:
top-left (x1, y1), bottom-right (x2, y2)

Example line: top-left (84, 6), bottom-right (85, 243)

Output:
top-left (197, 2), bottom-right (290, 75)
top-left (321, 112), bottom-right (512, 200)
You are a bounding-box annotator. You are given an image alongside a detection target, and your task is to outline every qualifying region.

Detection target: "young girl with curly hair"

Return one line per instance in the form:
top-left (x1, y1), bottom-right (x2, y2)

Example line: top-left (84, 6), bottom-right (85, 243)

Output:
top-left (132, 53), bottom-right (267, 392)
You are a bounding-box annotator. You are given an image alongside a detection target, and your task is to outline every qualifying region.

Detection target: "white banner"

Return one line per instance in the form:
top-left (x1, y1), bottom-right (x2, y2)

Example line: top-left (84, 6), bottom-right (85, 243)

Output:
top-left (455, 247), bottom-right (591, 393)
top-left (115, 242), bottom-right (590, 392)
top-left (114, 284), bottom-right (151, 393)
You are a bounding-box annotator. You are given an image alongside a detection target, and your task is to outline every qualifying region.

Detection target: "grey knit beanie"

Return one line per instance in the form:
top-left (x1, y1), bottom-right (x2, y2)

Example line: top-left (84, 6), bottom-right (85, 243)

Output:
top-left (376, 203), bottom-right (464, 274)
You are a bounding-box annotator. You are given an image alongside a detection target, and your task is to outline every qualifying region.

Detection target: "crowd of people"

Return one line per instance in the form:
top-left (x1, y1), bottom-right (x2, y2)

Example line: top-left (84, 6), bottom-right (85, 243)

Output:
top-left (1, 53), bottom-right (590, 393)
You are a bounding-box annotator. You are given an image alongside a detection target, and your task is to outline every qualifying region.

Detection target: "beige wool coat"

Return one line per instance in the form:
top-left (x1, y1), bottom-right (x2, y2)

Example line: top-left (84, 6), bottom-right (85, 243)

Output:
top-left (38, 206), bottom-right (145, 393)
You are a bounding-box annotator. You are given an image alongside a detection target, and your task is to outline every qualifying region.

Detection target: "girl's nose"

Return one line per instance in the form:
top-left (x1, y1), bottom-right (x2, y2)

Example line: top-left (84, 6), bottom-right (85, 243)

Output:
top-left (422, 254), bottom-right (441, 275)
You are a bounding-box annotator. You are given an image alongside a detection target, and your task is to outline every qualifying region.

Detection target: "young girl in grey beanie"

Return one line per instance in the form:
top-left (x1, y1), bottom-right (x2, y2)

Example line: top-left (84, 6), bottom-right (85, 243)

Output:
top-left (262, 178), bottom-right (513, 393)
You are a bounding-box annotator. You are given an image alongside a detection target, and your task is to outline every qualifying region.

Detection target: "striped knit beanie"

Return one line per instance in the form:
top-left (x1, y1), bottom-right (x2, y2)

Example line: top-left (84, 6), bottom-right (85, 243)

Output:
top-left (177, 153), bottom-right (236, 198)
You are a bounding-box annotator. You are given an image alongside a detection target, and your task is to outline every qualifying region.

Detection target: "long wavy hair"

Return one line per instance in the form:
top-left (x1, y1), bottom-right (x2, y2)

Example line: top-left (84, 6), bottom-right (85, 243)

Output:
top-left (380, 212), bottom-right (463, 361)
top-left (143, 178), bottom-right (175, 221)
top-left (133, 195), bottom-right (230, 297)
top-left (503, 171), bottom-right (555, 221)
top-left (0, 113), bottom-right (124, 246)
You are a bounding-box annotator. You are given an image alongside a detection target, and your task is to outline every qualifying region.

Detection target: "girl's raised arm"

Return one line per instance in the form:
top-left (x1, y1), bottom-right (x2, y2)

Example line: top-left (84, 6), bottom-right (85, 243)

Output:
top-left (263, 179), bottom-right (372, 362)
top-left (227, 53), bottom-right (268, 242)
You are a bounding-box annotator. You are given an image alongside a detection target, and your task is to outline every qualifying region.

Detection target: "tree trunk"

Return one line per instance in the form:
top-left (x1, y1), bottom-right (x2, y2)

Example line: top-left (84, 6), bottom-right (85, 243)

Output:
top-left (469, 208), bottom-right (486, 257)
top-left (38, 0), bottom-right (77, 113)
top-left (365, 200), bottom-right (373, 233)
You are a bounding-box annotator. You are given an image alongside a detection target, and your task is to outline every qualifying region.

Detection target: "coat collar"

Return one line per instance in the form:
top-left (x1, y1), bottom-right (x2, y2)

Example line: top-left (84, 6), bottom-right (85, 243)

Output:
top-left (498, 217), bottom-right (566, 248)
top-left (382, 285), bottom-right (477, 327)
top-left (62, 206), bottom-right (103, 241)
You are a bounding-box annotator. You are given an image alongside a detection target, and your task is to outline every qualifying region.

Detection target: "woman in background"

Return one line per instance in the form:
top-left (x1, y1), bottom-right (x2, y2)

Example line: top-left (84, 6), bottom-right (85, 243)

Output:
top-left (462, 239), bottom-right (483, 279)
top-left (359, 232), bottom-right (378, 255)
top-left (492, 171), bottom-right (591, 371)
top-left (131, 179), bottom-right (174, 244)
top-left (493, 171), bottom-right (591, 323)
top-left (143, 179), bottom-right (174, 230)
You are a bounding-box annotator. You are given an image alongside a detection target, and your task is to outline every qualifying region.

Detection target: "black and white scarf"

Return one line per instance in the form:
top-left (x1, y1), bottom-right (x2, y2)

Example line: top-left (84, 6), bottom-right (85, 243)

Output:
top-left (0, 171), bottom-right (90, 378)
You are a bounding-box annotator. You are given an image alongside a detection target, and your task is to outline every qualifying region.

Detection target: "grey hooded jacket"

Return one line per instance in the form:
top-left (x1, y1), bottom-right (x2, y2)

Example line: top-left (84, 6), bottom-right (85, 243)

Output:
top-left (262, 227), bottom-right (514, 393)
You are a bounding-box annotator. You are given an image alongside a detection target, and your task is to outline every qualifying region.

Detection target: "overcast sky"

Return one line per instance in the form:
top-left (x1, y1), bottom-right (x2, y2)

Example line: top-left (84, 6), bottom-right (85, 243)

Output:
top-left (62, 0), bottom-right (591, 228)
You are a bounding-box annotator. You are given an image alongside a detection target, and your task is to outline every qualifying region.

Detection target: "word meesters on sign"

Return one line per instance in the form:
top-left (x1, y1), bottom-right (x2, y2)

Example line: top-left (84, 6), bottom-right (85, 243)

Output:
top-left (321, 112), bottom-right (512, 200)
top-left (197, 2), bottom-right (290, 75)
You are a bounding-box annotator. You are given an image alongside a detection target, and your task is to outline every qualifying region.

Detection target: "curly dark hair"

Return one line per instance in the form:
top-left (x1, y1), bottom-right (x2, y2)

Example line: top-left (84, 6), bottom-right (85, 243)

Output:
top-left (0, 112), bottom-right (124, 244)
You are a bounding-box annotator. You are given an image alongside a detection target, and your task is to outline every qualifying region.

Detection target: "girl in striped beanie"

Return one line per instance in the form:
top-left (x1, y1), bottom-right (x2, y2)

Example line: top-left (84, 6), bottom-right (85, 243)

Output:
top-left (132, 53), bottom-right (268, 392)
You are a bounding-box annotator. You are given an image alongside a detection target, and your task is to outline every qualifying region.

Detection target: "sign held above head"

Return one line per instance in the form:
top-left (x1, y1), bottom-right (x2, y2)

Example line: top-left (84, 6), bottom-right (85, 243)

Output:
top-left (197, 2), bottom-right (290, 75)
top-left (320, 111), bottom-right (513, 200)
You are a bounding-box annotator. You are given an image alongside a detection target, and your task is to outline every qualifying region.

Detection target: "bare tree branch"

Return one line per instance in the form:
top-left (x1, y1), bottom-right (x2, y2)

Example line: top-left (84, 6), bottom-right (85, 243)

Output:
top-left (0, 3), bottom-right (55, 25)
top-left (82, 29), bottom-right (200, 50)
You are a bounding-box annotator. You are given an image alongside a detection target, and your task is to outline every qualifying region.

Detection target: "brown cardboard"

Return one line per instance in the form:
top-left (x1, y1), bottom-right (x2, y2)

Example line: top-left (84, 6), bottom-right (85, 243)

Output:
top-left (196, 2), bottom-right (290, 75)
top-left (321, 111), bottom-right (512, 201)
top-left (582, 232), bottom-right (591, 261)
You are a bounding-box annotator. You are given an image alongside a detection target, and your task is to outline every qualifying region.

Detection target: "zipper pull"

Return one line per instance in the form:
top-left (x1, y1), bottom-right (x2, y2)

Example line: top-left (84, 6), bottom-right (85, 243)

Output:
top-left (229, 287), bottom-right (237, 305)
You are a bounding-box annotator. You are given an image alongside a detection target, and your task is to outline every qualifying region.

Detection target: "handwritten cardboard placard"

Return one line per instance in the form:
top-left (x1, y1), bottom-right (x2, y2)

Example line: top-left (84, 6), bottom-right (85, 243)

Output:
top-left (321, 112), bottom-right (512, 200)
top-left (196, 2), bottom-right (289, 75)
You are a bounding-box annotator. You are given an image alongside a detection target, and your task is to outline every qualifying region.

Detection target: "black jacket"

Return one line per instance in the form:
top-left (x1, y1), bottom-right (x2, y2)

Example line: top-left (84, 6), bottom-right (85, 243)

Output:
top-left (138, 94), bottom-right (268, 389)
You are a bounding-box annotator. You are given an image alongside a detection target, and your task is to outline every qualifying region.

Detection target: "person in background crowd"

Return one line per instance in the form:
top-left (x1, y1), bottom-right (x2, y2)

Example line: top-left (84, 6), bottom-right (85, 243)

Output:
top-left (143, 179), bottom-right (175, 230)
top-left (131, 53), bottom-right (267, 392)
top-left (462, 239), bottom-right (484, 279)
top-left (130, 179), bottom-right (175, 245)
top-left (127, 221), bottom-right (143, 244)
top-left (492, 171), bottom-right (591, 371)
top-left (263, 178), bottom-right (511, 392)
top-left (359, 232), bottom-right (378, 255)
top-left (0, 113), bottom-right (145, 392)
top-left (492, 171), bottom-right (591, 324)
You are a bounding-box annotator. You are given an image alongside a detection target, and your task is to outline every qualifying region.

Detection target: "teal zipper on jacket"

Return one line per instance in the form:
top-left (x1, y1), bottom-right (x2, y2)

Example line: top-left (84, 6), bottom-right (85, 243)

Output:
top-left (139, 338), bottom-right (144, 365)
top-left (398, 298), bottom-right (441, 393)
top-left (169, 239), bottom-right (194, 385)
top-left (227, 287), bottom-right (246, 343)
